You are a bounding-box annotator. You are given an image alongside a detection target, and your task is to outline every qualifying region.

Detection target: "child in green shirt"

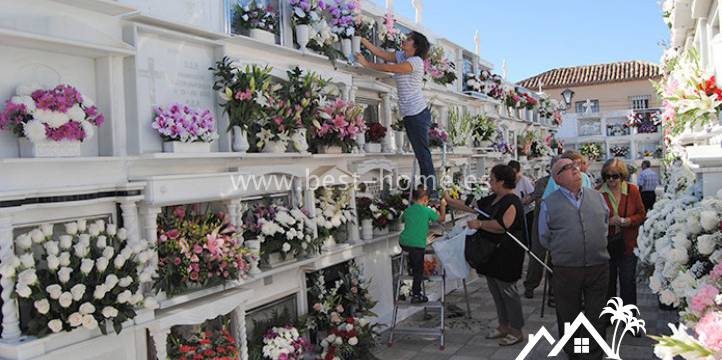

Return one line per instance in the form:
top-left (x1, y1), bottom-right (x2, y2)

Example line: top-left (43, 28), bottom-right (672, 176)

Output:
top-left (399, 188), bottom-right (447, 303)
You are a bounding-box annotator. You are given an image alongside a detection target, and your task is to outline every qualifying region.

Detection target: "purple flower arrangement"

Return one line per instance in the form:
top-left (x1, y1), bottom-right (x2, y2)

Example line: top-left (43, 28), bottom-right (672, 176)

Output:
top-left (233, 1), bottom-right (277, 33)
top-left (289, 0), bottom-right (324, 26)
top-left (152, 103), bottom-right (218, 143)
top-left (328, 0), bottom-right (357, 39)
top-left (428, 123), bottom-right (448, 147)
top-left (0, 84), bottom-right (104, 143)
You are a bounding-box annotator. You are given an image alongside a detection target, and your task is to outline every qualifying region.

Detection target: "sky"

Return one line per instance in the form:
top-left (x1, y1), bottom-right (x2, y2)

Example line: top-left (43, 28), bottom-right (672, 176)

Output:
top-left (369, 0), bottom-right (670, 83)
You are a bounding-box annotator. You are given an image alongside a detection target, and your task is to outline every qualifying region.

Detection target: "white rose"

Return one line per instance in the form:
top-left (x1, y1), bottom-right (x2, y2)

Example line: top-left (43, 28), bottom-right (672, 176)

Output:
top-left (81, 314), bottom-right (97, 330)
top-left (78, 234), bottom-right (90, 245)
top-left (30, 229), bottom-right (44, 243)
top-left (48, 319), bottom-right (63, 333)
top-left (46, 284), bottom-right (62, 299)
top-left (68, 312), bottom-right (83, 327)
top-left (59, 252), bottom-right (71, 267)
top-left (96, 235), bottom-right (107, 249)
top-left (15, 234), bottom-right (32, 250)
top-left (67, 104), bottom-right (86, 122)
top-left (59, 235), bottom-right (73, 249)
top-left (65, 222), bottom-right (78, 235)
top-left (335, 337), bottom-right (342, 345)
top-left (138, 251), bottom-right (150, 264)
top-left (282, 242), bottom-right (291, 253)
top-left (105, 274), bottom-right (119, 290)
top-left (41, 223), bottom-right (53, 237)
top-left (88, 224), bottom-right (101, 237)
top-left (58, 267), bottom-right (73, 283)
top-left (71, 284), bottom-right (86, 301)
top-left (660, 289), bottom-right (679, 306)
top-left (117, 290), bottom-right (132, 304)
top-left (74, 243), bottom-right (88, 258)
top-left (79, 302), bottom-right (96, 315)
top-left (129, 292), bottom-right (143, 305)
top-left (697, 234), bottom-right (718, 256)
top-left (34, 299), bottom-right (50, 315)
top-left (120, 247), bottom-right (132, 259)
top-left (80, 259), bottom-right (94, 274)
top-left (47, 255), bottom-right (60, 271)
top-left (118, 276), bottom-right (133, 288)
top-left (76, 219), bottom-right (87, 232)
top-left (94, 219), bottom-right (105, 231)
top-left (106, 224), bottom-right (117, 236)
top-left (44, 241), bottom-right (60, 256)
top-left (94, 257), bottom-right (109, 273)
top-left (23, 120), bottom-right (46, 143)
top-left (117, 228), bottom-right (128, 240)
top-left (700, 210), bottom-right (720, 232)
top-left (58, 292), bottom-right (73, 308)
top-left (102, 247), bottom-right (114, 259)
top-left (17, 269), bottom-right (37, 286)
top-left (15, 284), bottom-right (31, 298)
top-left (669, 248), bottom-right (688, 265)
top-left (19, 253), bottom-right (34, 268)
top-left (139, 271), bottom-right (153, 283)
top-left (348, 337), bottom-right (358, 346)
top-left (102, 306), bottom-right (118, 318)
top-left (114, 255), bottom-right (127, 269)
top-left (93, 284), bottom-right (108, 299)
top-left (144, 297), bottom-right (159, 310)
top-left (358, 318), bottom-right (369, 327)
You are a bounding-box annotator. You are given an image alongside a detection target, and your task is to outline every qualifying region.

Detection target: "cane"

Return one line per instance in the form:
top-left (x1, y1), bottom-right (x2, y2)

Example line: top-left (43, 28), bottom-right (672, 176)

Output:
top-left (541, 251), bottom-right (550, 318)
top-left (472, 208), bottom-right (553, 274)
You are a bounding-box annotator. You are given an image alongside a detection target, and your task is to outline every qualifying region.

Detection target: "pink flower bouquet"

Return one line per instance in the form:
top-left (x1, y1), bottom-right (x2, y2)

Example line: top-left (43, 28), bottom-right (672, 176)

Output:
top-left (0, 84), bottom-right (104, 143)
top-left (152, 103), bottom-right (218, 143)
top-left (312, 98), bottom-right (366, 152)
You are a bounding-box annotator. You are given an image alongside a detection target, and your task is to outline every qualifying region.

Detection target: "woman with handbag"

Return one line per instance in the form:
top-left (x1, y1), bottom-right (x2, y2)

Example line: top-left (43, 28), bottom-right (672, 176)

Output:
top-left (597, 159), bottom-right (646, 306)
top-left (444, 164), bottom-right (526, 346)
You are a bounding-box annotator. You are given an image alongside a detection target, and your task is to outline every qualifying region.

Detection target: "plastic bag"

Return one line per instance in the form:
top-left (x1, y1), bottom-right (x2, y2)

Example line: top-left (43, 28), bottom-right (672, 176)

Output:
top-left (432, 224), bottom-right (471, 279)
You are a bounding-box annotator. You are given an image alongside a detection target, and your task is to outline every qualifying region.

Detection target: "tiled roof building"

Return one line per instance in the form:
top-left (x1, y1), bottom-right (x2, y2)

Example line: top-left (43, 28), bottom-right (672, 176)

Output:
top-left (517, 61), bottom-right (661, 90)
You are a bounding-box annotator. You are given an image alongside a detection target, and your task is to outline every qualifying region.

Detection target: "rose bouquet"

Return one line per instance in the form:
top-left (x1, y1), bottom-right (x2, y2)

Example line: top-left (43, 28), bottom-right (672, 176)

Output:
top-left (315, 187), bottom-right (354, 242)
top-left (262, 325), bottom-right (308, 360)
top-left (169, 327), bottom-right (241, 360)
top-left (538, 95), bottom-right (564, 120)
top-left (365, 122), bottom-right (386, 144)
top-left (4, 220), bottom-right (156, 337)
top-left (378, 12), bottom-right (403, 50)
top-left (312, 98), bottom-right (366, 152)
top-left (242, 203), bottom-right (318, 260)
top-left (424, 46), bottom-right (457, 86)
top-left (579, 143), bottom-right (603, 161)
top-left (610, 144), bottom-right (630, 158)
top-left (464, 72), bottom-right (484, 93)
top-left (233, 1), bottom-right (277, 33)
top-left (318, 316), bottom-right (377, 360)
top-left (155, 206), bottom-right (251, 296)
top-left (484, 73), bottom-right (506, 100)
top-left (0, 84), bottom-right (104, 143)
top-left (152, 104), bottom-right (218, 143)
top-left (428, 123), bottom-right (448, 148)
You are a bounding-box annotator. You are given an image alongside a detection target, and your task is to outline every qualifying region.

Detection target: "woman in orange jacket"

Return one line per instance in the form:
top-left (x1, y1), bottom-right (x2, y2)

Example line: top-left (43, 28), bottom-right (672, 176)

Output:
top-left (597, 159), bottom-right (646, 306)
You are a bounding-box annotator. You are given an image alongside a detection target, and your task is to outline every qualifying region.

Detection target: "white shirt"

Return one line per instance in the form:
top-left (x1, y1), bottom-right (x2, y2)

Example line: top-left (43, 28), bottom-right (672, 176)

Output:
top-left (394, 51), bottom-right (427, 117)
top-left (513, 175), bottom-right (535, 214)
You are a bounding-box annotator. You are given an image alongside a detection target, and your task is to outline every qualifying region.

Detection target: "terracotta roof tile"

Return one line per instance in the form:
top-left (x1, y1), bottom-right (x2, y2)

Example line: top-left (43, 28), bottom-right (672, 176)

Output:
top-left (517, 61), bottom-right (661, 90)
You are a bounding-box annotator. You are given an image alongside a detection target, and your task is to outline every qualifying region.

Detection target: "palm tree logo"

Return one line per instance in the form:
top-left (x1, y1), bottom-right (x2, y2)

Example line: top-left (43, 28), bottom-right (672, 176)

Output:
top-left (600, 297), bottom-right (646, 357)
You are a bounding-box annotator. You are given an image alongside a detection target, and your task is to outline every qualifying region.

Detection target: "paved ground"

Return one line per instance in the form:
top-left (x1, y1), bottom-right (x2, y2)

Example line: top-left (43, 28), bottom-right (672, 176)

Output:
top-left (372, 265), bottom-right (678, 360)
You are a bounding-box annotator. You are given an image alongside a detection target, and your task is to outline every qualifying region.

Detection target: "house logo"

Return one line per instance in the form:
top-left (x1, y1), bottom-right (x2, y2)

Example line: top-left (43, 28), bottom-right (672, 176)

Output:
top-left (515, 297), bottom-right (646, 360)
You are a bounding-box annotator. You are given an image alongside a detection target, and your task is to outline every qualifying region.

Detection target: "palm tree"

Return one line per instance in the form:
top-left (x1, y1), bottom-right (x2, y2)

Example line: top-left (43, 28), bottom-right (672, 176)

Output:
top-left (600, 297), bottom-right (638, 357)
top-left (615, 316), bottom-right (646, 355)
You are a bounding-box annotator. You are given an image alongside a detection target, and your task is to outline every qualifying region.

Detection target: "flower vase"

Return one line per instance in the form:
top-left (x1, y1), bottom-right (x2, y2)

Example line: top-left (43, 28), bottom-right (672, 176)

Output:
top-left (295, 24), bottom-right (310, 52)
top-left (249, 28), bottom-right (276, 44)
top-left (244, 239), bottom-right (262, 275)
top-left (322, 235), bottom-right (336, 252)
top-left (232, 126), bottom-right (249, 153)
top-left (364, 143), bottom-right (382, 153)
top-left (394, 131), bottom-right (405, 154)
top-left (317, 145), bottom-right (343, 154)
top-left (361, 219), bottom-right (373, 241)
top-left (341, 38), bottom-right (352, 58)
top-left (18, 138), bottom-right (82, 158)
top-left (263, 140), bottom-right (288, 153)
top-left (373, 226), bottom-right (389, 237)
top-left (355, 132), bottom-right (366, 154)
top-left (162, 141), bottom-right (211, 153)
top-left (352, 36), bottom-right (361, 54)
top-left (291, 128), bottom-right (309, 153)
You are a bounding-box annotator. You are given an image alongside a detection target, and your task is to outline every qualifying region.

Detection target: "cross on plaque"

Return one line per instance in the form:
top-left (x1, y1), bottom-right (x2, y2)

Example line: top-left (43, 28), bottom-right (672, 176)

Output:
top-left (583, 99), bottom-right (594, 114)
top-left (137, 57), bottom-right (166, 105)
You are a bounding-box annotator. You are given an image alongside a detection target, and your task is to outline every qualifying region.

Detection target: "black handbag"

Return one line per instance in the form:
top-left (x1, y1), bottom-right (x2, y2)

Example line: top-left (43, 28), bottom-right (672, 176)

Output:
top-left (464, 198), bottom-right (504, 271)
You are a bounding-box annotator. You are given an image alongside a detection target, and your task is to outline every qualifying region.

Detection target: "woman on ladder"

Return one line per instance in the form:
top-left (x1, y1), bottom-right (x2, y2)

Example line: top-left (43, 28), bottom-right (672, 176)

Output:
top-left (355, 32), bottom-right (437, 198)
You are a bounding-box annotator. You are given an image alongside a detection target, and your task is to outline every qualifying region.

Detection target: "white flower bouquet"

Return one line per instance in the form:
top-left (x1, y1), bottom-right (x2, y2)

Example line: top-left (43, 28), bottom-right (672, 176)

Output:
top-left (243, 204), bottom-right (318, 260)
top-left (2, 219), bottom-right (157, 337)
top-left (262, 325), bottom-right (307, 360)
top-left (315, 187), bottom-right (354, 242)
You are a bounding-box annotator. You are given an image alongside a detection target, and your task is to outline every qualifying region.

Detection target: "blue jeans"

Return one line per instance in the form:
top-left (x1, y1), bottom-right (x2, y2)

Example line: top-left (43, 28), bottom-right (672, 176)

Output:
top-left (403, 108), bottom-right (436, 193)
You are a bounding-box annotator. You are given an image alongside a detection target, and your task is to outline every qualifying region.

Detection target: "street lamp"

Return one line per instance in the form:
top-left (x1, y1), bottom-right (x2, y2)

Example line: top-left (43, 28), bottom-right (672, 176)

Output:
top-left (560, 88), bottom-right (575, 109)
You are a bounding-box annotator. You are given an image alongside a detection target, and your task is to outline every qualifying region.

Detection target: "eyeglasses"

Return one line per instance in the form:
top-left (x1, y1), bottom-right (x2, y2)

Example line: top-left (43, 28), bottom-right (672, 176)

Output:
top-left (555, 163), bottom-right (579, 176)
top-left (604, 173), bottom-right (621, 180)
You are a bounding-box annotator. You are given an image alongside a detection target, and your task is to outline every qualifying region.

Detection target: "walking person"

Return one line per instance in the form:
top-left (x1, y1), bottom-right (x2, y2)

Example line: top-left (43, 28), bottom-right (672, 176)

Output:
top-left (508, 160), bottom-right (535, 246)
top-left (637, 160), bottom-right (660, 211)
top-left (356, 33), bottom-right (437, 197)
top-left (539, 158), bottom-right (610, 360)
top-left (446, 165), bottom-right (526, 346)
top-left (598, 159), bottom-right (646, 307)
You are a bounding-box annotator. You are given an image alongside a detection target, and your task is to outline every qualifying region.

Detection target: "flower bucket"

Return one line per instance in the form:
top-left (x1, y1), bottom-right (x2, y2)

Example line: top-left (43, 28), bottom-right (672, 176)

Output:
top-left (352, 36), bottom-right (361, 54)
top-left (249, 28), bottom-right (275, 45)
top-left (232, 126), bottom-right (249, 153)
top-left (162, 141), bottom-right (211, 153)
top-left (394, 131), bottom-right (405, 153)
top-left (295, 24), bottom-right (310, 51)
top-left (244, 239), bottom-right (262, 275)
top-left (322, 236), bottom-right (336, 252)
top-left (18, 138), bottom-right (81, 158)
top-left (361, 219), bottom-right (373, 241)
top-left (364, 143), bottom-right (382, 153)
top-left (317, 145), bottom-right (343, 154)
top-left (341, 38), bottom-right (352, 58)
top-left (263, 140), bottom-right (288, 153)
top-left (291, 128), bottom-right (309, 153)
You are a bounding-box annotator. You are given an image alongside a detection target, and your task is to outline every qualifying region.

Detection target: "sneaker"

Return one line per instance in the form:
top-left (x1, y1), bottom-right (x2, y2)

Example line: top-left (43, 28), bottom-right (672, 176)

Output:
top-left (524, 289), bottom-right (534, 299)
top-left (410, 295), bottom-right (429, 304)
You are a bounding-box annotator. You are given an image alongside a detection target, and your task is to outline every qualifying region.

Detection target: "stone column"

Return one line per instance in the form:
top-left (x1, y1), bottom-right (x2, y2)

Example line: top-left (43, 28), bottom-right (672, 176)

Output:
top-left (439, 105), bottom-right (449, 129)
top-left (225, 199), bottom-right (241, 227)
top-left (139, 206), bottom-right (162, 244)
top-left (0, 213), bottom-right (20, 341)
top-left (232, 307), bottom-right (249, 360)
top-left (347, 187), bottom-right (360, 244)
top-left (304, 187), bottom-right (318, 239)
top-left (119, 200), bottom-right (140, 246)
top-left (382, 93), bottom-right (396, 153)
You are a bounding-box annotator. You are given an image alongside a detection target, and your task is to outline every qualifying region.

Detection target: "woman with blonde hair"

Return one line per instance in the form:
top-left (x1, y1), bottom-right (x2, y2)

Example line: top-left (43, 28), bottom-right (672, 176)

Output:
top-left (597, 159), bottom-right (646, 306)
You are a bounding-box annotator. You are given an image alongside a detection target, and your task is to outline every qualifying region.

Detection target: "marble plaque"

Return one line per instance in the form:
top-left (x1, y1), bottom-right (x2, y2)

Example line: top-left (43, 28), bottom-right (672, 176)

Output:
top-left (120, 0), bottom-right (225, 33)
